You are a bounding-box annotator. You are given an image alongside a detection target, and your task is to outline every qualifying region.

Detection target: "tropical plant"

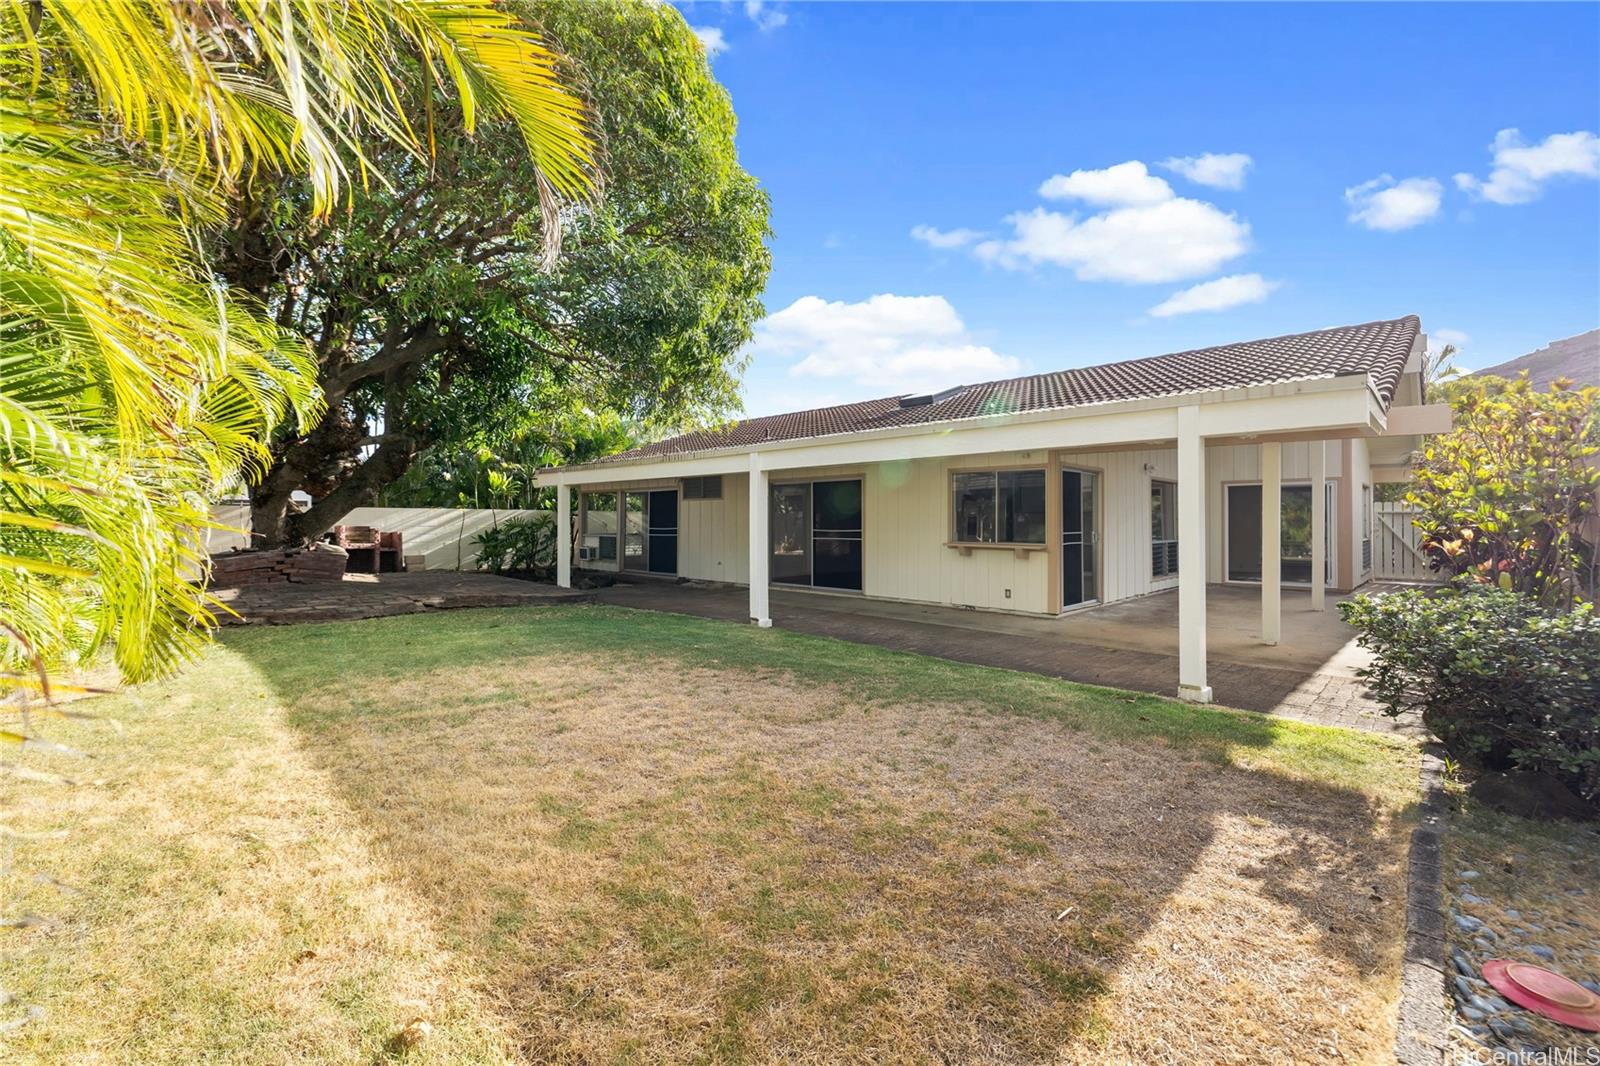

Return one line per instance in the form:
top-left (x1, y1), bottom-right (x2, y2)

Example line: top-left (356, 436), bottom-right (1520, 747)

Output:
top-left (1, 0), bottom-right (597, 690)
top-left (1405, 374), bottom-right (1599, 607)
top-left (230, 0), bottom-right (771, 548)
top-left (474, 514), bottom-right (556, 575)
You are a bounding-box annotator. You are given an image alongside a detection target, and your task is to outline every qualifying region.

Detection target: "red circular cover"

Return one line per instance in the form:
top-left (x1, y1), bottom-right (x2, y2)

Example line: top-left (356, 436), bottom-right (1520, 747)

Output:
top-left (1482, 959), bottom-right (1600, 1032)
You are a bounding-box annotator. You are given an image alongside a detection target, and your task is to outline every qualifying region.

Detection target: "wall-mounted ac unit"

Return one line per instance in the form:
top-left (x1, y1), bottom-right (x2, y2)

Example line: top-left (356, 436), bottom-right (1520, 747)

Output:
top-left (577, 545), bottom-right (595, 562)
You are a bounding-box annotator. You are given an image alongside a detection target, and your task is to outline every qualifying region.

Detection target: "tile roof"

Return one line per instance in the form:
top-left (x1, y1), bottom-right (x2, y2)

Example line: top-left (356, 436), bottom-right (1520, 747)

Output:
top-left (595, 315), bottom-right (1421, 465)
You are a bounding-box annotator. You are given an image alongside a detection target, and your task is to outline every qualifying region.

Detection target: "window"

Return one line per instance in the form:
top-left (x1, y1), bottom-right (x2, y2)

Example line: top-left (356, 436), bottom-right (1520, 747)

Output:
top-left (582, 491), bottom-right (618, 560)
top-left (952, 469), bottom-right (1046, 544)
top-left (1150, 480), bottom-right (1178, 577)
top-left (682, 475), bottom-right (722, 500)
top-left (1362, 484), bottom-right (1373, 572)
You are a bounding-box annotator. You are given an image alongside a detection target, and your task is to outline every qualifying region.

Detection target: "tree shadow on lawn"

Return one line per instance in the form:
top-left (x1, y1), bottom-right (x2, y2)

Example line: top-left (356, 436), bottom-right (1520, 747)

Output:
top-left (227, 608), bottom-right (1417, 1063)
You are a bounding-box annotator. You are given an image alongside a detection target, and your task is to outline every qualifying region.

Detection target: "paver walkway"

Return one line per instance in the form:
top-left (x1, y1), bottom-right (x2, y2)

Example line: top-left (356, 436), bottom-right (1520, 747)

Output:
top-left (594, 580), bottom-right (1421, 736)
top-left (212, 570), bottom-right (591, 625)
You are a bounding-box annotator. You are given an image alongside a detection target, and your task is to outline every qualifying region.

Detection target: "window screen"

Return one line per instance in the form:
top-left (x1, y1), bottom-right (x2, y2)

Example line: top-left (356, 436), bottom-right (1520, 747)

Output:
top-left (953, 470), bottom-right (1045, 544)
top-left (682, 476), bottom-right (723, 500)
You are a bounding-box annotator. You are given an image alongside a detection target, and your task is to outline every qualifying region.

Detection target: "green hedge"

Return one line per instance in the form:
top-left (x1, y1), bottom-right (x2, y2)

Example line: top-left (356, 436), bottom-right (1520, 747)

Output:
top-left (1341, 585), bottom-right (1600, 802)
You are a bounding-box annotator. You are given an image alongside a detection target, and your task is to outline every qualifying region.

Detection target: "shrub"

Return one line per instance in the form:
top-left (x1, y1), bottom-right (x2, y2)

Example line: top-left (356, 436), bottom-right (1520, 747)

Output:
top-left (1406, 375), bottom-right (1598, 607)
top-left (473, 515), bottom-right (555, 575)
top-left (1341, 585), bottom-right (1600, 802)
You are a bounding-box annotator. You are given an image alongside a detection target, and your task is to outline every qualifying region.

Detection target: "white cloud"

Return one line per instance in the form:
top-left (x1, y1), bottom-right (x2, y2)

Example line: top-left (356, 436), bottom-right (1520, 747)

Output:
top-left (1428, 329), bottom-right (1469, 368)
top-left (744, 0), bottom-right (787, 31)
top-left (975, 198), bottom-right (1250, 284)
top-left (1344, 174), bottom-right (1443, 231)
top-left (1160, 152), bottom-right (1253, 190)
top-left (749, 294), bottom-right (1021, 396)
top-left (910, 224), bottom-right (984, 250)
top-left (691, 26), bottom-right (728, 56)
top-left (1147, 274), bottom-right (1280, 318)
top-left (1454, 129), bottom-right (1600, 205)
top-left (1038, 161), bottom-right (1174, 206)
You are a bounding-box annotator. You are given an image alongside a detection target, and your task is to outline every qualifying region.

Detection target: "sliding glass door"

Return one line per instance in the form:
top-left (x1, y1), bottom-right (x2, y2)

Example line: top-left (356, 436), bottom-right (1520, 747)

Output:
top-left (1061, 469), bottom-right (1099, 609)
top-left (1226, 483), bottom-right (1333, 586)
top-left (770, 479), bottom-right (863, 591)
top-left (622, 492), bottom-right (648, 570)
top-left (646, 490), bottom-right (678, 575)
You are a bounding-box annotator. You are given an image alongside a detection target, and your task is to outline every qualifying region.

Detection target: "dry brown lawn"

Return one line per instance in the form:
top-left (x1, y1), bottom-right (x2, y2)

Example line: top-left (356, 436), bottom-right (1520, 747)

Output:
top-left (3, 607), bottom-right (1417, 1064)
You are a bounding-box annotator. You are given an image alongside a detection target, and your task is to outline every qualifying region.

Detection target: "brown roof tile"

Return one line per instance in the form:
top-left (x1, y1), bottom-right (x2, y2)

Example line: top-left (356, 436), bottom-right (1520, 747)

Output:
top-left (595, 316), bottom-right (1421, 465)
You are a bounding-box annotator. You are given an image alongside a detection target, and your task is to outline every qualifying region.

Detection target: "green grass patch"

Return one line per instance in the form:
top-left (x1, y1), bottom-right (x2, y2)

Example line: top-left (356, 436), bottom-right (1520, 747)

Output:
top-left (226, 604), bottom-right (1416, 803)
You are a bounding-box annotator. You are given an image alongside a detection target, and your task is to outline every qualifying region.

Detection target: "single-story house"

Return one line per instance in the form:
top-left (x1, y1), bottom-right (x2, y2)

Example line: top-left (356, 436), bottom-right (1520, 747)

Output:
top-left (537, 315), bottom-right (1451, 702)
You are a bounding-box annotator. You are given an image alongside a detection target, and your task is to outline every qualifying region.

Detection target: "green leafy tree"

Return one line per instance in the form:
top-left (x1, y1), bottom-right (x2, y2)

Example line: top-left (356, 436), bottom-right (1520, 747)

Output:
top-left (231, 0), bottom-right (771, 547)
top-left (1, 0), bottom-right (596, 689)
top-left (382, 407), bottom-right (637, 509)
top-left (1407, 374), bottom-right (1599, 606)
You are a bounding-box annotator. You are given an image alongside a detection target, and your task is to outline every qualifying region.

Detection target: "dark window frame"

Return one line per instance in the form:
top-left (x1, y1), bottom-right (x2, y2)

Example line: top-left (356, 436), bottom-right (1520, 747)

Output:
top-left (1151, 479), bottom-right (1179, 578)
top-left (951, 468), bottom-right (1047, 545)
top-left (682, 475), bottom-right (722, 500)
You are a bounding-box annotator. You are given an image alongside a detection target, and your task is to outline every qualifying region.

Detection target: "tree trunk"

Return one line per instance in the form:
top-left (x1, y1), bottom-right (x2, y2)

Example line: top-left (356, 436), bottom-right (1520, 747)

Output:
top-left (286, 440), bottom-right (421, 545)
top-left (249, 489), bottom-right (294, 550)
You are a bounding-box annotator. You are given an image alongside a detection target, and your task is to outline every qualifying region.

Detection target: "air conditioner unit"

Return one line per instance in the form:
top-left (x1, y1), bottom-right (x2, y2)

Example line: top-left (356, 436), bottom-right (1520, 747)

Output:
top-left (577, 545), bottom-right (596, 562)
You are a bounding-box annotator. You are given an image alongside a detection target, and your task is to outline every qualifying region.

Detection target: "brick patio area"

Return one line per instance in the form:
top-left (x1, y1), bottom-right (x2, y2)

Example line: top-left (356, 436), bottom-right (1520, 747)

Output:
top-left (211, 570), bottom-right (591, 625)
top-left (594, 580), bottom-right (1421, 736)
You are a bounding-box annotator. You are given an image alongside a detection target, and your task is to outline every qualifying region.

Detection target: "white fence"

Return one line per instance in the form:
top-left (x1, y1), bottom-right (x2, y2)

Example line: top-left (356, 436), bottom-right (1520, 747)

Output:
top-left (1372, 502), bottom-right (1443, 583)
top-left (334, 507), bottom-right (546, 571)
top-left (205, 504), bottom-right (546, 571)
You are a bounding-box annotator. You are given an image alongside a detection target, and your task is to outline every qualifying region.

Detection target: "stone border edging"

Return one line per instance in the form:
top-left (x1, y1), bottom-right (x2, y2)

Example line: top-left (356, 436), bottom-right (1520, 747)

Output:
top-left (1396, 743), bottom-right (1452, 1065)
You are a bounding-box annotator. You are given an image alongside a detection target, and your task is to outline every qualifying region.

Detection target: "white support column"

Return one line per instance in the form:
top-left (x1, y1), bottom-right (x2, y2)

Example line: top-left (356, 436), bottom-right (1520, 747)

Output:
top-left (1311, 441), bottom-right (1327, 611)
top-left (747, 454), bottom-right (771, 627)
top-left (556, 482), bottom-right (572, 589)
top-left (1176, 406), bottom-right (1211, 702)
top-left (1261, 441), bottom-right (1281, 645)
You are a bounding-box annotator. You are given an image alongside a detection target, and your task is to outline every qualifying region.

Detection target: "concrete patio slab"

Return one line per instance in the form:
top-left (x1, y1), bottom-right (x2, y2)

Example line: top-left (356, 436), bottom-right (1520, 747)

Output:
top-left (594, 580), bottom-right (1421, 736)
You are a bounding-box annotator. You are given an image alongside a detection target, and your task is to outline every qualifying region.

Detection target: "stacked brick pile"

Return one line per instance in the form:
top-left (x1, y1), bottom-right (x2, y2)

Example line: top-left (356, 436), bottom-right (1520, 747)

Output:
top-left (209, 544), bottom-right (347, 588)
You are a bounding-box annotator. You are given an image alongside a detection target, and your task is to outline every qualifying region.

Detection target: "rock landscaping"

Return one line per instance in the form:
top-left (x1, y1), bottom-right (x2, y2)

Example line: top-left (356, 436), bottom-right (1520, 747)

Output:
top-left (1444, 808), bottom-right (1600, 1062)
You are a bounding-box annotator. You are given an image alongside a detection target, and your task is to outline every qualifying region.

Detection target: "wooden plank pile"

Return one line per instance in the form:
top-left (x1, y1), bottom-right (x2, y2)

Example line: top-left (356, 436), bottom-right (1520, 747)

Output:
top-left (209, 544), bottom-right (348, 588)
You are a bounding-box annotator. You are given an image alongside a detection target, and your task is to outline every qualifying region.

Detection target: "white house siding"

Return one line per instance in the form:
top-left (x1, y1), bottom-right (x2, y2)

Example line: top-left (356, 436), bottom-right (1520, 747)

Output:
top-left (866, 451), bottom-right (1051, 614)
top-left (678, 472), bottom-right (751, 584)
top-left (1055, 447), bottom-right (1178, 604)
top-left (587, 436), bottom-right (1371, 612)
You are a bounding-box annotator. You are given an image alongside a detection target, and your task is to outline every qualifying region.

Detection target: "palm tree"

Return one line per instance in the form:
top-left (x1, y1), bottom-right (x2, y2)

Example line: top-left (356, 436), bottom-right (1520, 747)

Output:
top-left (1, 1), bottom-right (597, 692)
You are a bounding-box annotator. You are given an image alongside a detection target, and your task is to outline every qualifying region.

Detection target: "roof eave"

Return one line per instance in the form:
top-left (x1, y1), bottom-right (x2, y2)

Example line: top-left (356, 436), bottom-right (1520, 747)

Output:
top-left (538, 372), bottom-right (1375, 480)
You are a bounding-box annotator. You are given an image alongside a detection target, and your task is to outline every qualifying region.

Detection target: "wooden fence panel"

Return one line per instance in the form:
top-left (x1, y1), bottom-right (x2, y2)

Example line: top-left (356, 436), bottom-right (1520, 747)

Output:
top-left (1373, 502), bottom-right (1443, 583)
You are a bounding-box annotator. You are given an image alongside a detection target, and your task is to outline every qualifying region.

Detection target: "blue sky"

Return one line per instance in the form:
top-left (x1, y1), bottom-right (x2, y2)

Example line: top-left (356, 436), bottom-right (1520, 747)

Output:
top-left (676, 2), bottom-right (1600, 417)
